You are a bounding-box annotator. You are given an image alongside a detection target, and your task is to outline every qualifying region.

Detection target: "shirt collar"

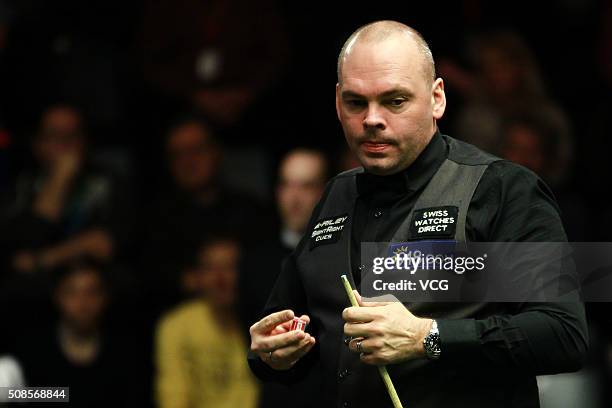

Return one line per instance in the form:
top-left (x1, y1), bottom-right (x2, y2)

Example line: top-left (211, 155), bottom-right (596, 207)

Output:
top-left (356, 130), bottom-right (447, 196)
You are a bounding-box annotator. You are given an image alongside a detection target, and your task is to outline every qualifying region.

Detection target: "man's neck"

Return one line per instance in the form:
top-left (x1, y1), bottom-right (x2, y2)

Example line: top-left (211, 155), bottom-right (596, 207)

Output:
top-left (208, 303), bottom-right (238, 331)
top-left (57, 322), bottom-right (100, 365)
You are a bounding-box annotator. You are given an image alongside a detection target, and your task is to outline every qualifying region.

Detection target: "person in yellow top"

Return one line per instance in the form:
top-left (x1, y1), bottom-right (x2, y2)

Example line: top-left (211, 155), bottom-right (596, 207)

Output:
top-left (155, 237), bottom-right (259, 408)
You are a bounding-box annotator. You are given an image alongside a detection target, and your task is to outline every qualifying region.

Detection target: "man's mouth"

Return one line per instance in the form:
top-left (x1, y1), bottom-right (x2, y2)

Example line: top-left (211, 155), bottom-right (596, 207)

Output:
top-left (361, 141), bottom-right (392, 153)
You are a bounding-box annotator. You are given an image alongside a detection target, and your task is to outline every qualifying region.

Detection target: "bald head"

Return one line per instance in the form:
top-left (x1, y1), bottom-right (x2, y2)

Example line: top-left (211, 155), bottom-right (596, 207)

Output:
top-left (337, 20), bottom-right (435, 86)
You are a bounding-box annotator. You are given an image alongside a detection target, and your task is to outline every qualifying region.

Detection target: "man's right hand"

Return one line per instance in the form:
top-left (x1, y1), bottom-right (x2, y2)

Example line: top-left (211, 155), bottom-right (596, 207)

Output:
top-left (250, 310), bottom-right (316, 370)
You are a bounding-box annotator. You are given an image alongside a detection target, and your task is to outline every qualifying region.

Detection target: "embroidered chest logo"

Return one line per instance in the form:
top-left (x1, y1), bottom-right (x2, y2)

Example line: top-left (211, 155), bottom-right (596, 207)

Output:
top-left (310, 214), bottom-right (348, 249)
top-left (410, 206), bottom-right (458, 238)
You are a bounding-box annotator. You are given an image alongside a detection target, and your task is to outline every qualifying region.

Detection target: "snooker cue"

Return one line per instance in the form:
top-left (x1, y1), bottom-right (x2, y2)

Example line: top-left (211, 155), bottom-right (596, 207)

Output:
top-left (340, 275), bottom-right (404, 408)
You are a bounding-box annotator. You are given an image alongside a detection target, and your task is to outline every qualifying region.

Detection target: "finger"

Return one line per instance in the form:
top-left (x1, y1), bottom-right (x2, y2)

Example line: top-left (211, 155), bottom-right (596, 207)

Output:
top-left (253, 330), bottom-right (305, 352)
top-left (360, 352), bottom-right (384, 366)
top-left (277, 321), bottom-right (293, 332)
top-left (342, 306), bottom-right (380, 323)
top-left (344, 321), bottom-right (377, 338)
top-left (275, 335), bottom-right (316, 362)
top-left (289, 337), bottom-right (316, 364)
top-left (354, 290), bottom-right (363, 306)
top-left (260, 335), bottom-right (313, 362)
top-left (251, 310), bottom-right (295, 334)
top-left (344, 335), bottom-right (363, 348)
top-left (270, 323), bottom-right (289, 335)
top-left (274, 313), bottom-right (311, 334)
top-left (348, 337), bottom-right (377, 354)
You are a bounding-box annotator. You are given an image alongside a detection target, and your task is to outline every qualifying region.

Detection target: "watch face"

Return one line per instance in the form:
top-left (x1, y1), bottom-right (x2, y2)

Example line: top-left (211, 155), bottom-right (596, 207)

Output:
top-left (425, 333), bottom-right (441, 359)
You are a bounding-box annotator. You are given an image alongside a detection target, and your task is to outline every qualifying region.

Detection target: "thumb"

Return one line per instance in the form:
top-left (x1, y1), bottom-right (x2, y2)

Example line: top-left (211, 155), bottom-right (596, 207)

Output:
top-left (353, 290), bottom-right (364, 306)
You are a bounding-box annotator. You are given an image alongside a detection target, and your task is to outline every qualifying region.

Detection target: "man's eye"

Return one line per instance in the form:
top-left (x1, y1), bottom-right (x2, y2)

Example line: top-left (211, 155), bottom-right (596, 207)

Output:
top-left (346, 99), bottom-right (366, 108)
top-left (388, 98), bottom-right (406, 107)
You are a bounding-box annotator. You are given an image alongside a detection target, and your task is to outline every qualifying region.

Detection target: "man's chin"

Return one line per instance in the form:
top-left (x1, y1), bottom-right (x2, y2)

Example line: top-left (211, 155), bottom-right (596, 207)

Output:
top-left (361, 158), bottom-right (403, 176)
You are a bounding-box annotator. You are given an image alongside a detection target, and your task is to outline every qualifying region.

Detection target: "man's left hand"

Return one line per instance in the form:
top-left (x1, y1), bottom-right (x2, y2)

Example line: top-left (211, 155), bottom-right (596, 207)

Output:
top-left (342, 291), bottom-right (432, 365)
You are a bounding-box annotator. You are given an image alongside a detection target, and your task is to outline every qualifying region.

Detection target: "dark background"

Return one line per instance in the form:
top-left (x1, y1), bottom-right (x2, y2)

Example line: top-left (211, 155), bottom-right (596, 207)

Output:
top-left (0, 0), bottom-right (610, 407)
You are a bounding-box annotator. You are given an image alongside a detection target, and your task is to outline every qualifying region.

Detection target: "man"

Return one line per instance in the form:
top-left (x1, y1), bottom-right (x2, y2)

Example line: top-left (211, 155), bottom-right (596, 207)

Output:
top-left (241, 148), bottom-right (328, 324)
top-left (240, 149), bottom-right (328, 407)
top-left (248, 21), bottom-right (588, 407)
top-left (276, 149), bottom-right (329, 250)
top-left (140, 117), bottom-right (272, 309)
top-left (156, 237), bottom-right (259, 408)
top-left (13, 259), bottom-right (142, 407)
top-left (5, 105), bottom-right (124, 275)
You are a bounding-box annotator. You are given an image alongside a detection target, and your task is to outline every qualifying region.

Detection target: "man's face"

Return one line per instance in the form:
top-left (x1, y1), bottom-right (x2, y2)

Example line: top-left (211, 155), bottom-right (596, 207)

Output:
top-left (336, 36), bottom-right (445, 175)
top-left (276, 153), bottom-right (326, 233)
top-left (196, 241), bottom-right (239, 308)
top-left (167, 122), bottom-right (220, 192)
top-left (55, 269), bottom-right (107, 334)
top-left (34, 107), bottom-right (85, 166)
top-left (501, 124), bottom-right (545, 174)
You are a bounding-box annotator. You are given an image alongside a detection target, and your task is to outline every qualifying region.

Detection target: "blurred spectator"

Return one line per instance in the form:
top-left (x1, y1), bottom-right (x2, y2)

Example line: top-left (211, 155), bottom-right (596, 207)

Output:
top-left (239, 149), bottom-right (328, 408)
top-left (155, 237), bottom-right (258, 408)
top-left (498, 113), bottom-right (587, 240)
top-left (240, 148), bottom-right (328, 329)
top-left (1, 105), bottom-right (129, 278)
top-left (12, 259), bottom-right (141, 407)
top-left (139, 117), bottom-right (273, 311)
top-left (440, 30), bottom-right (568, 156)
top-left (136, 0), bottom-right (287, 129)
top-left (276, 149), bottom-right (329, 250)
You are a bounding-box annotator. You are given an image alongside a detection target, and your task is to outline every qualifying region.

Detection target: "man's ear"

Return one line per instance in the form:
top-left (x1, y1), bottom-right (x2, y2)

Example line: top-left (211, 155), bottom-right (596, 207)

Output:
top-left (431, 78), bottom-right (446, 120)
top-left (335, 83), bottom-right (342, 122)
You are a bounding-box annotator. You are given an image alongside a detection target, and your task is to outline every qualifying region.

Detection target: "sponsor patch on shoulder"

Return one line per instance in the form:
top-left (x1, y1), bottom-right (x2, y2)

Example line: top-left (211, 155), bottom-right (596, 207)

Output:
top-left (310, 213), bottom-right (349, 249)
top-left (410, 206), bottom-right (458, 239)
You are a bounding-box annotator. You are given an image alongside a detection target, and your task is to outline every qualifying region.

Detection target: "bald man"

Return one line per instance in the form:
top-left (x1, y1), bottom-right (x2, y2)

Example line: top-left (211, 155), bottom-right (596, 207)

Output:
top-left (248, 21), bottom-right (587, 407)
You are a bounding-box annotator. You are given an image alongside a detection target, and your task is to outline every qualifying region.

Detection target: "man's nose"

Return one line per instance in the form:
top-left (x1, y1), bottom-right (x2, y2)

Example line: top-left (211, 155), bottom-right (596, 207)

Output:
top-left (362, 104), bottom-right (386, 130)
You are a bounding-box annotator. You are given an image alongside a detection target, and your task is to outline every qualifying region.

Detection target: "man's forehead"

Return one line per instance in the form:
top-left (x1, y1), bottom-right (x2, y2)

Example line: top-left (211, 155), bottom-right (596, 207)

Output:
top-left (282, 154), bottom-right (324, 180)
top-left (340, 76), bottom-right (417, 97)
top-left (340, 38), bottom-right (425, 85)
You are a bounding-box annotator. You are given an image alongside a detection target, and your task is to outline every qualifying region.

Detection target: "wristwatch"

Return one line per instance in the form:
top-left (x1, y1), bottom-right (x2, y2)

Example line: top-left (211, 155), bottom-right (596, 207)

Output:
top-left (423, 319), bottom-right (441, 360)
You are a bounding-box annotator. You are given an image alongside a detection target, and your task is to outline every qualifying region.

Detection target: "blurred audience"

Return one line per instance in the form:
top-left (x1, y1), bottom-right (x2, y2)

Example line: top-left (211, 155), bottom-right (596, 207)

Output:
top-left (276, 149), bottom-right (329, 250)
top-left (440, 31), bottom-right (568, 157)
top-left (136, 0), bottom-right (287, 130)
top-left (240, 148), bottom-right (328, 330)
top-left (12, 259), bottom-right (142, 407)
top-left (0, 4), bottom-right (607, 407)
top-left (1, 105), bottom-right (129, 280)
top-left (139, 116), bottom-right (273, 311)
top-left (156, 237), bottom-right (258, 408)
top-left (498, 113), bottom-right (587, 240)
top-left (240, 148), bottom-right (328, 408)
